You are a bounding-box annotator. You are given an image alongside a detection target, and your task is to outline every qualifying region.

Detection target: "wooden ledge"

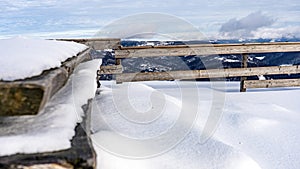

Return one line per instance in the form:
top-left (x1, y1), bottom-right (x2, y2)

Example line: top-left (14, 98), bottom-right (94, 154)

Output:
top-left (0, 48), bottom-right (91, 116)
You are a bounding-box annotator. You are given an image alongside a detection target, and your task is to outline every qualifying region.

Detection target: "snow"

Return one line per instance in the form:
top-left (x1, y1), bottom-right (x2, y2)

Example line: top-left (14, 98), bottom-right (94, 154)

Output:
top-left (0, 37), bottom-right (98, 156)
top-left (224, 59), bottom-right (240, 63)
top-left (92, 81), bottom-right (300, 169)
top-left (280, 64), bottom-right (293, 66)
top-left (0, 59), bottom-right (102, 156)
top-left (258, 75), bottom-right (266, 80)
top-left (214, 57), bottom-right (240, 63)
top-left (255, 56), bottom-right (265, 60)
top-left (0, 37), bottom-right (298, 167)
top-left (217, 88), bottom-right (300, 169)
top-left (0, 37), bottom-right (88, 81)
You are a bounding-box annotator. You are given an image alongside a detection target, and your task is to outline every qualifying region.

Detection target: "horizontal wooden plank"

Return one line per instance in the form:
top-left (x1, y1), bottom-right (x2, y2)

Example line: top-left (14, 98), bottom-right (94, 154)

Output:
top-left (0, 48), bottom-right (91, 116)
top-left (100, 65), bottom-right (123, 74)
top-left (85, 39), bottom-right (120, 50)
top-left (116, 65), bottom-right (300, 83)
top-left (244, 79), bottom-right (300, 88)
top-left (115, 42), bottom-right (300, 58)
top-left (201, 65), bottom-right (300, 78)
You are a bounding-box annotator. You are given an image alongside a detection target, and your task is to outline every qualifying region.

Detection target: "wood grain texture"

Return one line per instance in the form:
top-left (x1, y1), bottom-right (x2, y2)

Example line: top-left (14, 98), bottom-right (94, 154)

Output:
top-left (240, 54), bottom-right (249, 92)
top-left (244, 79), bottom-right (300, 88)
top-left (115, 42), bottom-right (300, 58)
top-left (0, 48), bottom-right (91, 116)
top-left (116, 65), bottom-right (300, 83)
top-left (100, 65), bottom-right (123, 74)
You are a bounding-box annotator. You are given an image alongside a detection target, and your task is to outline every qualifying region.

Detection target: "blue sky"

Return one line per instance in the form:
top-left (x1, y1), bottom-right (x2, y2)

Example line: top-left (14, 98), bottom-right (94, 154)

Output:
top-left (0, 0), bottom-right (299, 39)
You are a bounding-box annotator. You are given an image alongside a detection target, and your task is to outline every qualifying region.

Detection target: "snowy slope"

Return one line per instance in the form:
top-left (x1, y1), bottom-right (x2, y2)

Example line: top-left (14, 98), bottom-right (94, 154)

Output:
top-left (92, 81), bottom-right (300, 169)
top-left (216, 88), bottom-right (300, 169)
top-left (0, 37), bottom-right (87, 81)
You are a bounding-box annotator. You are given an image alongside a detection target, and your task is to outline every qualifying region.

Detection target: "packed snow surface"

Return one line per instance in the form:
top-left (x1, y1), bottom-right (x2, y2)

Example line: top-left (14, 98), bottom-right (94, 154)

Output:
top-left (0, 37), bottom-right (88, 81)
top-left (92, 81), bottom-right (300, 169)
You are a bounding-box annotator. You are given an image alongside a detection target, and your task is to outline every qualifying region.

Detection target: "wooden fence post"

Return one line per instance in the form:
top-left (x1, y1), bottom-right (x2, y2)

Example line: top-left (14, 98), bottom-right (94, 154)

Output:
top-left (115, 59), bottom-right (122, 84)
top-left (240, 54), bottom-right (248, 92)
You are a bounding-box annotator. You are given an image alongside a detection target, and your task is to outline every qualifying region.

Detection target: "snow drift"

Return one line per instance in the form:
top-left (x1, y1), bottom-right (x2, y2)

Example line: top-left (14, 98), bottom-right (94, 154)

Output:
top-left (92, 81), bottom-right (300, 169)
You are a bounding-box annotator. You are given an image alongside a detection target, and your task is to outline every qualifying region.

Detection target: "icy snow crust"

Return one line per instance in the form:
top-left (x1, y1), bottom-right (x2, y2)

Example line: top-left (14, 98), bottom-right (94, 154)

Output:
top-left (92, 81), bottom-right (300, 169)
top-left (0, 37), bottom-right (88, 81)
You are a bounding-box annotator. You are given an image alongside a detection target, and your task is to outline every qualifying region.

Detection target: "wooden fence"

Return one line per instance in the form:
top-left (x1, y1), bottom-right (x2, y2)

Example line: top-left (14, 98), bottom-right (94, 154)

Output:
top-left (77, 39), bottom-right (300, 92)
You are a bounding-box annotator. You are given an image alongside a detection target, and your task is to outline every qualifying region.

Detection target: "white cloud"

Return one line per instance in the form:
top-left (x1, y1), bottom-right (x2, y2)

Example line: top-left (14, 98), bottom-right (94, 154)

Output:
top-left (0, 0), bottom-right (299, 39)
top-left (253, 26), bottom-right (300, 39)
top-left (220, 11), bottom-right (275, 32)
top-left (219, 11), bottom-right (275, 38)
top-left (0, 0), bottom-right (58, 10)
top-left (216, 10), bottom-right (300, 39)
top-left (95, 13), bottom-right (206, 40)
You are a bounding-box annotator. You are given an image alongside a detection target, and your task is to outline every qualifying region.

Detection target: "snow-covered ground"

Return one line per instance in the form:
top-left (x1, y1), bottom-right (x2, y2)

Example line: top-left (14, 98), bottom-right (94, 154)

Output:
top-left (92, 81), bottom-right (300, 169)
top-left (0, 37), bottom-right (299, 168)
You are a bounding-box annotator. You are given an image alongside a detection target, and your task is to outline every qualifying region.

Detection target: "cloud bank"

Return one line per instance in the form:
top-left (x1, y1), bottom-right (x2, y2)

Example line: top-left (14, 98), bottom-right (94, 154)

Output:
top-left (219, 11), bottom-right (276, 39)
top-left (1, 0), bottom-right (299, 40)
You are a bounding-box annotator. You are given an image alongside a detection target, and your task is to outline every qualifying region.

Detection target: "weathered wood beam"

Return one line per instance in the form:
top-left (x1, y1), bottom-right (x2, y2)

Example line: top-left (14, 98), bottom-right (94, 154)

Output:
top-left (0, 69), bottom-right (66, 116)
top-left (115, 42), bottom-right (300, 58)
top-left (240, 54), bottom-right (249, 92)
top-left (0, 48), bottom-right (91, 116)
top-left (202, 65), bottom-right (300, 78)
top-left (99, 65), bottom-right (123, 74)
top-left (244, 79), bottom-right (300, 88)
top-left (116, 65), bottom-right (300, 83)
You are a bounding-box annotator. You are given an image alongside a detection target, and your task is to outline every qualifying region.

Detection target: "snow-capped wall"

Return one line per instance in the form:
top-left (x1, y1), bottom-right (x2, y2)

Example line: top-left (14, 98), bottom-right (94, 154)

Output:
top-left (0, 37), bottom-right (88, 81)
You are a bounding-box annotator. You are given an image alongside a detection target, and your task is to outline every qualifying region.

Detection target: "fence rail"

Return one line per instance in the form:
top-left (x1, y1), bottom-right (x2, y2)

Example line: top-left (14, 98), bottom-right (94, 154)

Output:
top-left (244, 79), bottom-right (300, 88)
top-left (71, 39), bottom-right (300, 92)
top-left (112, 65), bottom-right (300, 83)
top-left (115, 42), bottom-right (300, 58)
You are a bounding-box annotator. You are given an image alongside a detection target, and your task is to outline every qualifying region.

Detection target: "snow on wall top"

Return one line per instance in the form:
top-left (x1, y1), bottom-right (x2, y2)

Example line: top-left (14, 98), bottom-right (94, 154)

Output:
top-left (0, 59), bottom-right (101, 156)
top-left (0, 37), bottom-right (88, 81)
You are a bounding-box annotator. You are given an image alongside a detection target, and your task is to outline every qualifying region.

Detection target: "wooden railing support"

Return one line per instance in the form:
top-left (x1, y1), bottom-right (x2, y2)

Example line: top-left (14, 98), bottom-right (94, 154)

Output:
top-left (240, 54), bottom-right (248, 92)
